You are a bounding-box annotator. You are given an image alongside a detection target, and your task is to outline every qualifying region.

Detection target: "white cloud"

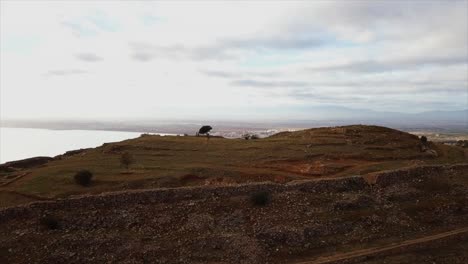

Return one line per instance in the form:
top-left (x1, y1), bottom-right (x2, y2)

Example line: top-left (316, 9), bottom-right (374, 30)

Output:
top-left (0, 0), bottom-right (466, 120)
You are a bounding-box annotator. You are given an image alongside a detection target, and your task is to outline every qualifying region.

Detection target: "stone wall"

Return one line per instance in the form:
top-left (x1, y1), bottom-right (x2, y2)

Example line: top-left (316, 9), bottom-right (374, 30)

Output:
top-left (1, 164), bottom-right (466, 222)
top-left (0, 176), bottom-right (367, 222)
top-left (374, 164), bottom-right (468, 187)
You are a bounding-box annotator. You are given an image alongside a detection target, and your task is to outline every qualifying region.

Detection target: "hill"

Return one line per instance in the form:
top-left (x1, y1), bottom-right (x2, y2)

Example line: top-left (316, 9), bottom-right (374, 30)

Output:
top-left (0, 125), bottom-right (466, 207)
top-left (1, 125), bottom-right (468, 263)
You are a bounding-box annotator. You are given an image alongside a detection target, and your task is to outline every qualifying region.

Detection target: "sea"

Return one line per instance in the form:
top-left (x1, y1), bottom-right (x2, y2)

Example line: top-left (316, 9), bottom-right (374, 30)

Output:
top-left (0, 127), bottom-right (147, 163)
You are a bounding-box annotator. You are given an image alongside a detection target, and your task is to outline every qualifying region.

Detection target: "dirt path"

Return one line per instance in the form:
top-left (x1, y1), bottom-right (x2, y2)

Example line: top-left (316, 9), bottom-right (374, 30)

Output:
top-left (0, 172), bottom-right (31, 187)
top-left (295, 226), bottom-right (468, 264)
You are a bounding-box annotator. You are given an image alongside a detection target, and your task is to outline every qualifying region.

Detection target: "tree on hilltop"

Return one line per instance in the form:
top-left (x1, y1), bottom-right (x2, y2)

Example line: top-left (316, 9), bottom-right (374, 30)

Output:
top-left (197, 125), bottom-right (212, 137)
top-left (120, 152), bottom-right (135, 170)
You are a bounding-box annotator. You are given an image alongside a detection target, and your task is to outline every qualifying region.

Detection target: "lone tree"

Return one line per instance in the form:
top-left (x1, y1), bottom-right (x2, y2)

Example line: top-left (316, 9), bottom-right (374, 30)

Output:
top-left (120, 152), bottom-right (135, 170)
top-left (197, 125), bottom-right (212, 137)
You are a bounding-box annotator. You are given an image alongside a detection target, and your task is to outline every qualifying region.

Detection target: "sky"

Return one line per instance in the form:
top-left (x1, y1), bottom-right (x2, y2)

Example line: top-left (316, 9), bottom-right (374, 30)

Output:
top-left (1, 0), bottom-right (467, 121)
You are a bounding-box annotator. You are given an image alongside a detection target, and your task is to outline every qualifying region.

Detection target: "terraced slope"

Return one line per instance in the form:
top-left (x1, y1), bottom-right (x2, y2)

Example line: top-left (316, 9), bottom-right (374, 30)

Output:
top-left (0, 125), bottom-right (466, 207)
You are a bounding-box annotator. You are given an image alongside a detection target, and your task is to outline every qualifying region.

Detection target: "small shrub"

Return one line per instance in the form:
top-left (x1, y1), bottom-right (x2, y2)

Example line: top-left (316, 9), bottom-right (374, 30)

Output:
top-left (251, 191), bottom-right (271, 206)
top-left (120, 152), bottom-right (135, 170)
top-left (417, 177), bottom-right (451, 193)
top-left (420, 136), bottom-right (428, 145)
top-left (39, 215), bottom-right (60, 230)
top-left (456, 140), bottom-right (468, 148)
top-left (74, 170), bottom-right (93, 186)
top-left (242, 133), bottom-right (260, 140)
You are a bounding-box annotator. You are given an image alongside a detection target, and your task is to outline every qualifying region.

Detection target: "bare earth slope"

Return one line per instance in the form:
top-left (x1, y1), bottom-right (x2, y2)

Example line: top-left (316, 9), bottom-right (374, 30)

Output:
top-left (0, 125), bottom-right (466, 207)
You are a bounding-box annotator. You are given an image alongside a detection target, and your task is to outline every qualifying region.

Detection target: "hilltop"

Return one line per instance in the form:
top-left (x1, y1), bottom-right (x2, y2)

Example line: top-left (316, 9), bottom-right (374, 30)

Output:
top-left (0, 125), bottom-right (466, 207)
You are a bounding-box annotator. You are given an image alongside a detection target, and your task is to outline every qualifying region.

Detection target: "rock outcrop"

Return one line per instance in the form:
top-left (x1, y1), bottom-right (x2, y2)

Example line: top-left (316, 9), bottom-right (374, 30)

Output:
top-left (0, 156), bottom-right (53, 171)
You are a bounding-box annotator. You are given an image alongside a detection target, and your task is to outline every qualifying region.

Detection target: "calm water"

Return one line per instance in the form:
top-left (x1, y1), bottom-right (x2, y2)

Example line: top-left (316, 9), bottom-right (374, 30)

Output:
top-left (0, 127), bottom-right (144, 163)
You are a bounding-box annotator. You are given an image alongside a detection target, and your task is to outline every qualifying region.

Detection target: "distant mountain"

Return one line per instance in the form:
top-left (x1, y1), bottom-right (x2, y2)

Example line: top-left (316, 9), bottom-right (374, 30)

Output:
top-left (279, 107), bottom-right (468, 132)
top-left (1, 109), bottom-right (466, 133)
top-left (290, 106), bottom-right (467, 122)
top-left (407, 109), bottom-right (468, 121)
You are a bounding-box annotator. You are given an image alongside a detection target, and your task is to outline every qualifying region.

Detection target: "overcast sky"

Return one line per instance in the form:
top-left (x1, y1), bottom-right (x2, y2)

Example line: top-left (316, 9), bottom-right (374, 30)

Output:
top-left (1, 1), bottom-right (467, 121)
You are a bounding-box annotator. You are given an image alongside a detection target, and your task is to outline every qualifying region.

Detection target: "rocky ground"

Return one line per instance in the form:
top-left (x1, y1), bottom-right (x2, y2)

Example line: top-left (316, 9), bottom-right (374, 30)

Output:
top-left (1, 164), bottom-right (467, 263)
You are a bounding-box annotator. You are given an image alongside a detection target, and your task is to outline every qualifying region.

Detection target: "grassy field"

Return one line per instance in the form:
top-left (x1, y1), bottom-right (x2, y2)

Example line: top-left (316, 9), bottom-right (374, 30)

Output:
top-left (1, 125), bottom-right (466, 207)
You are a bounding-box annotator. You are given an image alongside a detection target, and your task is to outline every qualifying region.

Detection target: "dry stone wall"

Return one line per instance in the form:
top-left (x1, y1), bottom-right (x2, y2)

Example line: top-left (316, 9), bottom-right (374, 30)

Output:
top-left (374, 164), bottom-right (468, 187)
top-left (0, 164), bottom-right (466, 222)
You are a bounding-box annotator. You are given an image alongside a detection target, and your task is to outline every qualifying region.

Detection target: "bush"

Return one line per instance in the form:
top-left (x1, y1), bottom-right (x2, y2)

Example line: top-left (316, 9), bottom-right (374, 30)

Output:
top-left (456, 140), bottom-right (468, 148)
top-left (420, 136), bottom-right (428, 145)
top-left (39, 215), bottom-right (60, 230)
top-left (74, 170), bottom-right (93, 186)
top-left (251, 191), bottom-right (270, 206)
top-left (242, 133), bottom-right (260, 140)
top-left (417, 177), bottom-right (451, 193)
top-left (120, 152), bottom-right (135, 170)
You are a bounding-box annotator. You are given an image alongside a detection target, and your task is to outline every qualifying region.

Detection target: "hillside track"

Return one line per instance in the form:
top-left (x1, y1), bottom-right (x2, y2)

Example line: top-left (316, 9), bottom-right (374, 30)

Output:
top-left (295, 226), bottom-right (468, 264)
